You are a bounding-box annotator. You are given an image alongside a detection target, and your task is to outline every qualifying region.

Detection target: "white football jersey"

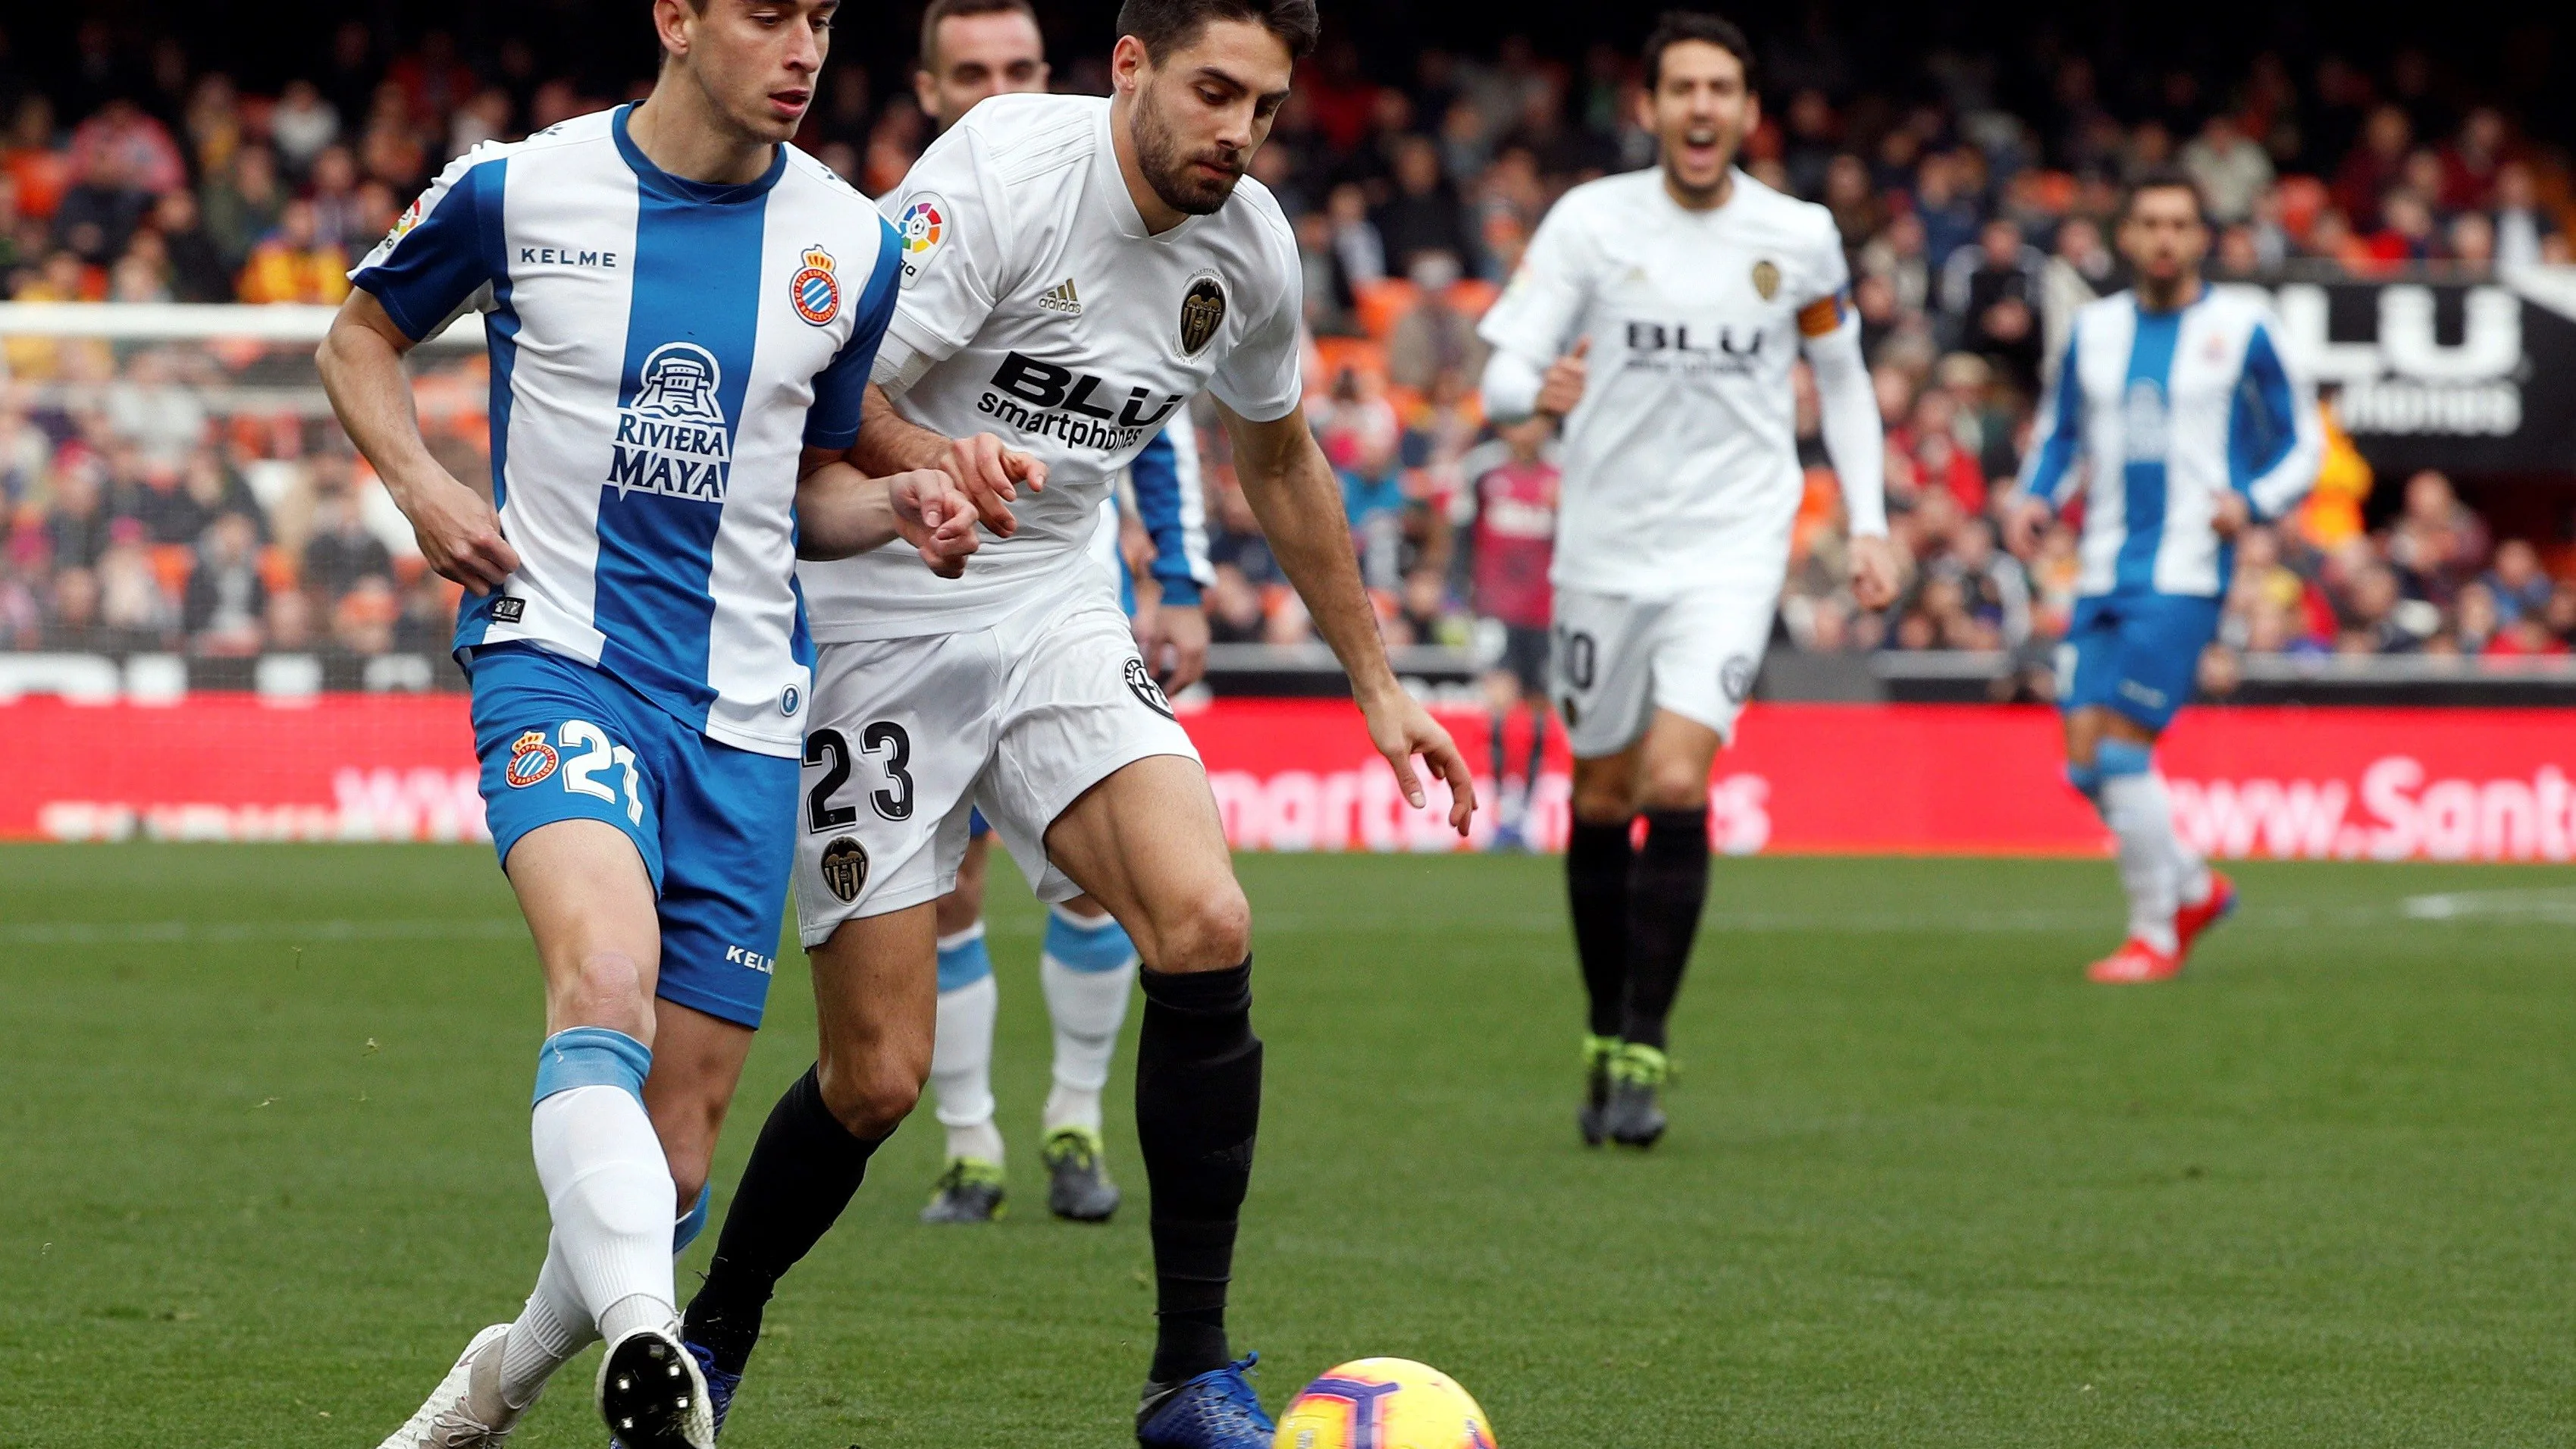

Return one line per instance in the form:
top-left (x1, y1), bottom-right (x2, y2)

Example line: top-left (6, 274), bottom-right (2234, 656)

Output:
top-left (1478, 168), bottom-right (1852, 599)
top-left (349, 106), bottom-right (901, 757)
top-left (799, 93), bottom-right (1303, 641)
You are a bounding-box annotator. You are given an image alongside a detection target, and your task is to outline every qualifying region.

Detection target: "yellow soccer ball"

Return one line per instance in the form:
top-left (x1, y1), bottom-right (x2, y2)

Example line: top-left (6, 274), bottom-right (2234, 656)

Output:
top-left (1276, 1358), bottom-right (1497, 1449)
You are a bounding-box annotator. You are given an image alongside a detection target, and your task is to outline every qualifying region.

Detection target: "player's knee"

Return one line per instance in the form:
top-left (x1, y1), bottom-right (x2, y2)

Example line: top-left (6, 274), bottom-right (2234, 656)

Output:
top-left (1637, 765), bottom-right (1711, 814)
top-left (815, 1052), bottom-right (924, 1139)
top-left (1152, 881), bottom-right (1252, 972)
top-left (557, 949), bottom-right (652, 1036)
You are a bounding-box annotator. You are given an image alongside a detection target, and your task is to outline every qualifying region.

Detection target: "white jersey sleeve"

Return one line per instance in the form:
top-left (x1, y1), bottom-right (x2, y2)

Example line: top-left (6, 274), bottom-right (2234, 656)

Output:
top-left (1478, 197), bottom-right (1594, 363)
top-left (876, 124), bottom-right (1022, 371)
top-left (1208, 219), bottom-right (1305, 423)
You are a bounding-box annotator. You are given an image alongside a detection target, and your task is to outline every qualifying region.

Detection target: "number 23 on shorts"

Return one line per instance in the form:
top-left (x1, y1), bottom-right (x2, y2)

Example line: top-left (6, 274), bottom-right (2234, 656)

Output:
top-left (505, 719), bottom-right (645, 826)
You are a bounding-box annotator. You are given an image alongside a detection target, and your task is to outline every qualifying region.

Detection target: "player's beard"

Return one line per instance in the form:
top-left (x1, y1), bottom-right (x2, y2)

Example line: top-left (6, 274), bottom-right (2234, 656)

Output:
top-left (1133, 83), bottom-right (1244, 216)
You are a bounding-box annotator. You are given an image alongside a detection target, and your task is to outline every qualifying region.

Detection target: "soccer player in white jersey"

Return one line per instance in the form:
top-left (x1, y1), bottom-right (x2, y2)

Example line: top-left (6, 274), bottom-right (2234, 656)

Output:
top-left (318, 2), bottom-right (976, 1445)
top-left (669, 2), bottom-right (1474, 1444)
top-left (1478, 11), bottom-right (1898, 1149)
top-left (2007, 170), bottom-right (2321, 984)
top-left (898, 0), bottom-right (1218, 1228)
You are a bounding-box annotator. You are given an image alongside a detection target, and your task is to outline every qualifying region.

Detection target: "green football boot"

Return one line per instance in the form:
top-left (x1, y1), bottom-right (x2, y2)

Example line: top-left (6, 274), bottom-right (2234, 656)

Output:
top-left (1602, 1042), bottom-right (1670, 1149)
top-left (920, 1157), bottom-right (1007, 1224)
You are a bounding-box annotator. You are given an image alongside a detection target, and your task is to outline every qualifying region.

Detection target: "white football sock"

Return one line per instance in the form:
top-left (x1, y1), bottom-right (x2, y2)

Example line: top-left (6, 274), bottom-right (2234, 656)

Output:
top-left (530, 1083), bottom-right (679, 1347)
top-left (2099, 770), bottom-right (2181, 953)
top-left (497, 1233), bottom-right (594, 1410)
top-left (930, 970), bottom-right (1001, 1162)
top-left (1039, 908), bottom-right (1136, 1137)
top-left (2167, 784), bottom-right (2213, 907)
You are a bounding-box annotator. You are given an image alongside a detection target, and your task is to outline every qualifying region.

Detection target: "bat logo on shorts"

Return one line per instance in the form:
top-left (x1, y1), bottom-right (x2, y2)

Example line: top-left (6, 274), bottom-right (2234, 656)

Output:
top-left (1721, 654), bottom-right (1757, 704)
top-left (1125, 657), bottom-right (1175, 719)
top-left (819, 836), bottom-right (870, 903)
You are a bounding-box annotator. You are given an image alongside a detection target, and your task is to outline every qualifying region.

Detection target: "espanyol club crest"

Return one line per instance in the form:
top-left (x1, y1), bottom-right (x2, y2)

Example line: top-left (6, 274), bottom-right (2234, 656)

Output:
top-left (505, 729), bottom-right (559, 789)
top-left (789, 243), bottom-right (839, 326)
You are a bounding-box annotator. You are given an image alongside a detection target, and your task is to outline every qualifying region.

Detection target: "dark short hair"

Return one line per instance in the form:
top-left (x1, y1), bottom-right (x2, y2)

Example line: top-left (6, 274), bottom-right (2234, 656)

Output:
top-left (1643, 10), bottom-right (1757, 93)
top-left (919, 0), bottom-right (1041, 71)
top-left (1114, 0), bottom-right (1321, 64)
top-left (2123, 166), bottom-right (2209, 224)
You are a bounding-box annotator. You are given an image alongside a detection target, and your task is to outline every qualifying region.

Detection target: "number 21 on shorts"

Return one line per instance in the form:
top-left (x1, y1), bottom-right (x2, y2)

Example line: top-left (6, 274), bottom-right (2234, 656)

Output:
top-left (506, 720), bottom-right (644, 825)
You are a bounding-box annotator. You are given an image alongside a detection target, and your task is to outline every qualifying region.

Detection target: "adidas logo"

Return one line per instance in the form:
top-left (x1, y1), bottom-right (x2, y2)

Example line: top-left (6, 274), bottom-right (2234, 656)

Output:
top-left (1037, 278), bottom-right (1083, 315)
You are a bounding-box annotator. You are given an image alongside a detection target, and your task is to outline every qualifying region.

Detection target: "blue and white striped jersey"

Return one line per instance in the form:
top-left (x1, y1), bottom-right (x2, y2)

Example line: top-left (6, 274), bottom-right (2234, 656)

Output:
top-left (2020, 286), bottom-right (2321, 600)
top-left (350, 105), bottom-right (902, 757)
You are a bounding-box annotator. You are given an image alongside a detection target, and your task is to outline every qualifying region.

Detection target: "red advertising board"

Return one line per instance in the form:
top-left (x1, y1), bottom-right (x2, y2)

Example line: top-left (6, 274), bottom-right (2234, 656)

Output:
top-left (4, 694), bottom-right (2574, 863)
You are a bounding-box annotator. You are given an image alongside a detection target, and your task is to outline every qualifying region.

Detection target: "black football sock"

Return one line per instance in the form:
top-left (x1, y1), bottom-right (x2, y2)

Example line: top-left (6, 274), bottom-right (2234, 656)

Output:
top-left (1487, 709), bottom-right (1509, 805)
top-left (1621, 808), bottom-right (1711, 1051)
top-left (1524, 711), bottom-right (1549, 813)
top-left (1566, 817), bottom-right (1636, 1039)
top-left (682, 1065), bottom-right (891, 1377)
top-left (1136, 961), bottom-right (1261, 1386)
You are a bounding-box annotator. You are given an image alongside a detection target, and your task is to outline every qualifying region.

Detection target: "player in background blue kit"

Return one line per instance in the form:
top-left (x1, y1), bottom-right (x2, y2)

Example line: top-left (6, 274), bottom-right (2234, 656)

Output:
top-left (2008, 168), bottom-right (2321, 985)
top-left (317, 2), bottom-right (976, 1444)
top-left (893, 0), bottom-right (1216, 1228)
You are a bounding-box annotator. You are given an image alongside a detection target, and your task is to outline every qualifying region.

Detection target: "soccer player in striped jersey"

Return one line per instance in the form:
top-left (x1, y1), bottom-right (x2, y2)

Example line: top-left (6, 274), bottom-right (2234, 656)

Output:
top-left (2007, 169), bottom-right (2322, 983)
top-left (319, 2), bottom-right (976, 1445)
top-left (898, 0), bottom-right (1218, 1228)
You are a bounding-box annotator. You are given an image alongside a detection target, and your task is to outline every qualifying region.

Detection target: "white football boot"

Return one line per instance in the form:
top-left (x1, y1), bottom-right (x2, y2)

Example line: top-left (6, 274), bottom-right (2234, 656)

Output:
top-left (378, 1323), bottom-right (531, 1448)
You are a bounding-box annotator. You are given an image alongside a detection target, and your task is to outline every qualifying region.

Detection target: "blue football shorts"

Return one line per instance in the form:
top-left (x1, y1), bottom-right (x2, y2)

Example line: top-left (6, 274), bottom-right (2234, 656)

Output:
top-left (469, 642), bottom-right (798, 1029)
top-left (2056, 591), bottom-right (2225, 733)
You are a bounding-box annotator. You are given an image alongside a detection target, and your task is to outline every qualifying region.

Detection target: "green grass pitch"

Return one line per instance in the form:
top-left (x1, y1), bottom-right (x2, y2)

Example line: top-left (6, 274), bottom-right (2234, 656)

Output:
top-left (5, 843), bottom-right (2574, 1447)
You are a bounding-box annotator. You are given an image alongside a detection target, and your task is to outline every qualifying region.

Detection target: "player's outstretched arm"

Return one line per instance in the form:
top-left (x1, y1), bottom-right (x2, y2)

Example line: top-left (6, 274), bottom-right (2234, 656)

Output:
top-left (850, 381), bottom-right (1044, 538)
top-left (316, 287), bottom-right (519, 594)
top-left (793, 447), bottom-right (979, 576)
top-left (1220, 400), bottom-right (1476, 836)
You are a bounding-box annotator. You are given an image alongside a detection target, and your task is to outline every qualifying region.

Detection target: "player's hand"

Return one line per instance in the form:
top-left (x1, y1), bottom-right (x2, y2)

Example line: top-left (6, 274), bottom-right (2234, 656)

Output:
top-left (2211, 491), bottom-right (2252, 541)
top-left (1848, 533), bottom-right (1901, 610)
top-left (888, 468), bottom-right (980, 579)
top-left (394, 469), bottom-right (519, 595)
top-left (1535, 337), bottom-right (1590, 421)
top-left (942, 432), bottom-right (1047, 539)
top-left (1139, 601), bottom-right (1211, 691)
top-left (2004, 494), bottom-right (2054, 558)
top-left (1359, 684), bottom-right (1477, 836)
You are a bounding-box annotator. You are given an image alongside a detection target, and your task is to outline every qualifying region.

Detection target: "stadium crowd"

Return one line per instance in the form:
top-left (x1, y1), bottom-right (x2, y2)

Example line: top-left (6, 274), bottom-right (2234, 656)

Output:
top-left (2, 19), bottom-right (2574, 682)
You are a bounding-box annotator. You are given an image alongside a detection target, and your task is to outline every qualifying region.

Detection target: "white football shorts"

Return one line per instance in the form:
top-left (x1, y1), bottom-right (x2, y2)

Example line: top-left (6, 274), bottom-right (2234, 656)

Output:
top-left (1550, 576), bottom-right (1782, 759)
top-left (792, 584), bottom-right (1199, 945)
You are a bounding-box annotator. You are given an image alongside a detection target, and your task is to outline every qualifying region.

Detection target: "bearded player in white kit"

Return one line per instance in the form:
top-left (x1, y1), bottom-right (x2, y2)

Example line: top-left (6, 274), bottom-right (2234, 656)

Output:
top-left (1480, 11), bottom-right (1898, 1149)
top-left (665, 1), bottom-right (1474, 1444)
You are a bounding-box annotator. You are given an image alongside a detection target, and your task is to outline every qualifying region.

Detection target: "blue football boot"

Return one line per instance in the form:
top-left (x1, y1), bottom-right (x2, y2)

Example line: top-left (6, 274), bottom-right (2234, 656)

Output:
top-left (609, 1339), bottom-right (737, 1448)
top-left (1136, 1352), bottom-right (1274, 1447)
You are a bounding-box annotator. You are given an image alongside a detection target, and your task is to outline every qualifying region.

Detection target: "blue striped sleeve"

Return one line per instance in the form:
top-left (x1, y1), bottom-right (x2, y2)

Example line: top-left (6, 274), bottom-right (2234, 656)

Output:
top-left (2017, 321), bottom-right (2086, 508)
top-left (349, 155), bottom-right (502, 342)
top-left (2230, 318), bottom-right (2324, 522)
top-left (1128, 426), bottom-right (1211, 605)
top-left (804, 216), bottom-right (905, 449)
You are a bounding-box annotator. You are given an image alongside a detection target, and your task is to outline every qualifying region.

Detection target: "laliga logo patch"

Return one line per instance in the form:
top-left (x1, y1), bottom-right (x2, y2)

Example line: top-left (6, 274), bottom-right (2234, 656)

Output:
top-left (789, 243), bottom-right (840, 326)
top-left (505, 729), bottom-right (559, 789)
top-left (895, 194), bottom-right (947, 289)
top-left (1125, 657), bottom-right (1176, 719)
top-left (819, 836), bottom-right (870, 903)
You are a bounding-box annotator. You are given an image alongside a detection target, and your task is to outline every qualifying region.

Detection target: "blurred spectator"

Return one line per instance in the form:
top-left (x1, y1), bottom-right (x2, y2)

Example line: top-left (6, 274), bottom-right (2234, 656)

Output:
top-left (1385, 252), bottom-right (1489, 392)
top-left (302, 488), bottom-right (393, 604)
top-left (2180, 111), bottom-right (2274, 224)
top-left (1939, 218), bottom-right (2046, 384)
top-left (236, 198), bottom-right (350, 305)
top-left (1373, 133), bottom-right (1476, 277)
top-left (199, 144), bottom-right (284, 270)
top-left (2383, 469), bottom-right (2487, 605)
top-left (146, 187), bottom-right (231, 301)
top-left (2484, 539), bottom-right (2552, 623)
top-left (306, 144), bottom-right (366, 255)
top-left (183, 510), bottom-right (267, 654)
top-left (268, 79), bottom-right (340, 175)
top-left (2493, 162), bottom-right (2566, 268)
